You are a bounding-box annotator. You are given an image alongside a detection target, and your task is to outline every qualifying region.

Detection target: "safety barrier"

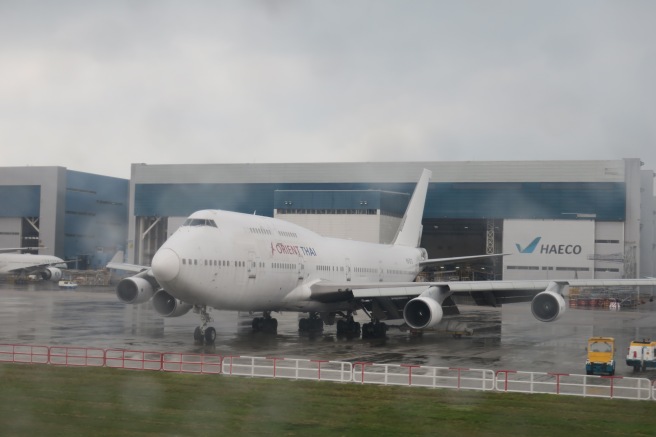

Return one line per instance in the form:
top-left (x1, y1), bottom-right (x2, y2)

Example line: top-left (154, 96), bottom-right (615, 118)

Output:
top-left (221, 355), bottom-right (352, 382)
top-left (352, 362), bottom-right (495, 391)
top-left (0, 343), bottom-right (653, 401)
top-left (49, 346), bottom-right (106, 367)
top-left (494, 370), bottom-right (652, 401)
top-left (0, 344), bottom-right (49, 365)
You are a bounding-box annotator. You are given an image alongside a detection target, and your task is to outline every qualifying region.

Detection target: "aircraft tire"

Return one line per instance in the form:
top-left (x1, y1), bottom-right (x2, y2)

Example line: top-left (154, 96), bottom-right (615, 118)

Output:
top-left (205, 327), bottom-right (216, 343)
top-left (311, 318), bottom-right (323, 332)
top-left (252, 317), bottom-right (263, 331)
top-left (374, 322), bottom-right (387, 338)
top-left (263, 318), bottom-right (278, 334)
top-left (336, 319), bottom-right (346, 335)
top-left (194, 326), bottom-right (203, 342)
top-left (362, 323), bottom-right (374, 339)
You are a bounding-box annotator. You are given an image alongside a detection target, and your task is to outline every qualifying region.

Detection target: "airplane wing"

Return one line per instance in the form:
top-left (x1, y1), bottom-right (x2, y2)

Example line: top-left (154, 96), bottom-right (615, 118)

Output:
top-left (312, 278), bottom-right (656, 302)
top-left (309, 278), bottom-right (656, 320)
top-left (105, 250), bottom-right (150, 273)
top-left (0, 248), bottom-right (27, 253)
top-left (419, 253), bottom-right (508, 267)
top-left (5, 259), bottom-right (74, 274)
top-left (310, 279), bottom-right (542, 307)
top-left (106, 261), bottom-right (150, 273)
top-left (0, 247), bottom-right (48, 253)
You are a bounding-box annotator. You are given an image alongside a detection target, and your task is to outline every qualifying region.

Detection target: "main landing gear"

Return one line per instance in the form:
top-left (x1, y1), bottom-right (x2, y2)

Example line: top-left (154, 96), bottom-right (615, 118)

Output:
top-left (358, 305), bottom-right (388, 339)
top-left (336, 313), bottom-right (361, 338)
top-left (299, 312), bottom-right (324, 333)
top-left (361, 320), bottom-right (388, 339)
top-left (252, 311), bottom-right (278, 334)
top-left (193, 305), bottom-right (216, 344)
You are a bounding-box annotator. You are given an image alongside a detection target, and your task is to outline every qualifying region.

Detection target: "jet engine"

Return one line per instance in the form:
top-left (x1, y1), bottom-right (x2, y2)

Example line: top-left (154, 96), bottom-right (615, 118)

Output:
top-left (116, 277), bottom-right (155, 304)
top-left (152, 289), bottom-right (193, 317)
top-left (403, 296), bottom-right (444, 330)
top-left (40, 267), bottom-right (62, 281)
top-left (531, 290), bottom-right (567, 322)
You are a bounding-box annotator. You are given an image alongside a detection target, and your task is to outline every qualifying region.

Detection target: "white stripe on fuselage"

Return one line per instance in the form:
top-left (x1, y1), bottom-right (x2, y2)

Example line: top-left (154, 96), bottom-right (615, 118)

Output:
top-left (152, 210), bottom-right (425, 312)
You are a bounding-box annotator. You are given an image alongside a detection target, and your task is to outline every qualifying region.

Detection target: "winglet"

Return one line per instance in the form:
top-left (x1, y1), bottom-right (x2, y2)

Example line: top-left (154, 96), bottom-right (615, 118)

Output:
top-left (393, 169), bottom-right (432, 247)
top-left (109, 250), bottom-right (125, 264)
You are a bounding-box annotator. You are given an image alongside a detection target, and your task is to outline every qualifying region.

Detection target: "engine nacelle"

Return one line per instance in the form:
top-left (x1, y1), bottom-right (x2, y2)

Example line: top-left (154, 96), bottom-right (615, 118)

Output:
top-left (531, 290), bottom-right (567, 322)
top-left (41, 267), bottom-right (62, 281)
top-left (403, 296), bottom-right (444, 330)
top-left (152, 289), bottom-right (193, 317)
top-left (116, 277), bottom-right (155, 304)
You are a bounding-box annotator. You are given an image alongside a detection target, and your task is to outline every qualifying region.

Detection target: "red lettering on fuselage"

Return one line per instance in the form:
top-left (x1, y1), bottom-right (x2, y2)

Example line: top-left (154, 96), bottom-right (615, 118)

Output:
top-left (272, 243), bottom-right (317, 257)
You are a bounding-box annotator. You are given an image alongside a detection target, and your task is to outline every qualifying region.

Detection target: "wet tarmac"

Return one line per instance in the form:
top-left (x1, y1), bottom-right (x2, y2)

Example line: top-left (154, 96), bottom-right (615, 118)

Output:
top-left (2, 282), bottom-right (656, 377)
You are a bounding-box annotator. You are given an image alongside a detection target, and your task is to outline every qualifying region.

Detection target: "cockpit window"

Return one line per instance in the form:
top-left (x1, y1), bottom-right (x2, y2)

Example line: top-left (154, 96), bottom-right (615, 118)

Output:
top-left (182, 218), bottom-right (218, 228)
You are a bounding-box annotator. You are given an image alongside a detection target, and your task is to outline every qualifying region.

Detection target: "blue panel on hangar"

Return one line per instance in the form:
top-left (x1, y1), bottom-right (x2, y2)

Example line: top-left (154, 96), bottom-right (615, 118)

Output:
top-left (0, 186), bottom-right (41, 217)
top-left (135, 181), bottom-right (626, 222)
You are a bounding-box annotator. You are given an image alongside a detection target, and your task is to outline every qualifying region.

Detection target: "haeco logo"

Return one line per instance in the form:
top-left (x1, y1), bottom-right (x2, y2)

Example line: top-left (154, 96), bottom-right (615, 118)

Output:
top-left (515, 236), bottom-right (582, 255)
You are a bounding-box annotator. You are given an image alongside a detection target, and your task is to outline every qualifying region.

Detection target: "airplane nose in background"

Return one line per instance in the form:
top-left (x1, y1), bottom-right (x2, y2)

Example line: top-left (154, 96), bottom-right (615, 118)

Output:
top-left (151, 248), bottom-right (180, 282)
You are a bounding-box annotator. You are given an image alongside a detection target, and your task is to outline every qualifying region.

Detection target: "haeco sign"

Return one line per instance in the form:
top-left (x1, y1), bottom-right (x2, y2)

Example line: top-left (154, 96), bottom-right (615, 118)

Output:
top-left (515, 237), bottom-right (583, 255)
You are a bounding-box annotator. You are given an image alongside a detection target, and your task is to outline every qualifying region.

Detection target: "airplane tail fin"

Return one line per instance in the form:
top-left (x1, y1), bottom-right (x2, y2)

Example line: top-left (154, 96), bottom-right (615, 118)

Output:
top-left (393, 169), bottom-right (432, 247)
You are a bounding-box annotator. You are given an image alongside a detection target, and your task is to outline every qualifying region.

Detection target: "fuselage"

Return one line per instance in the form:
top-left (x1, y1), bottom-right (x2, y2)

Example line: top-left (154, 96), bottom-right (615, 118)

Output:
top-left (151, 210), bottom-right (427, 312)
top-left (0, 254), bottom-right (67, 275)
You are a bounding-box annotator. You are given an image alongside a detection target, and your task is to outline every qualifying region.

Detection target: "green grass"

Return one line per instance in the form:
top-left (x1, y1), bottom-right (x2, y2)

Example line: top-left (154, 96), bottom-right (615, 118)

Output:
top-left (1, 363), bottom-right (656, 437)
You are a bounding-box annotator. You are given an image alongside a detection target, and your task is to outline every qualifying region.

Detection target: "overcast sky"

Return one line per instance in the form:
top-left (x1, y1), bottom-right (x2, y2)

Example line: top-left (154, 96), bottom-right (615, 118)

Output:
top-left (1, 1), bottom-right (655, 180)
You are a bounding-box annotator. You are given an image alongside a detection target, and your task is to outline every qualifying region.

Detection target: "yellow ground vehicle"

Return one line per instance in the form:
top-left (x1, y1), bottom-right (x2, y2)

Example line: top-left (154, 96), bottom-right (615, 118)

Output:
top-left (586, 337), bottom-right (615, 375)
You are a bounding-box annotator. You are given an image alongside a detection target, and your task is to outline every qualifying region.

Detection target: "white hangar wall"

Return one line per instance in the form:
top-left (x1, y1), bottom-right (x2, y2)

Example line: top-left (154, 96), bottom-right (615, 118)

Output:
top-left (0, 217), bottom-right (22, 248)
top-left (502, 219), bottom-right (624, 280)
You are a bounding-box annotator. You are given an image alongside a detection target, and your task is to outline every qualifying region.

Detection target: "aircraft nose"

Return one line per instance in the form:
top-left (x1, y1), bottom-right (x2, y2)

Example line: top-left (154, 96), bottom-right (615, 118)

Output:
top-left (151, 248), bottom-right (180, 282)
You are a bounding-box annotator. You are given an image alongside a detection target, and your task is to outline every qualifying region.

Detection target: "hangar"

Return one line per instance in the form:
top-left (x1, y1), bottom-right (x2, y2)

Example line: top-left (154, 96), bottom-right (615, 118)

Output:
top-left (0, 167), bottom-right (128, 270)
top-left (1, 159), bottom-right (654, 280)
top-left (126, 159), bottom-right (655, 281)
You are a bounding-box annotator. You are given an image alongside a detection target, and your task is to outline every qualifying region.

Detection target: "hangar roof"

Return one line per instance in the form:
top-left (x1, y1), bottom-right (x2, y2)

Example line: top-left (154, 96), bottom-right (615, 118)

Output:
top-left (131, 160), bottom-right (630, 184)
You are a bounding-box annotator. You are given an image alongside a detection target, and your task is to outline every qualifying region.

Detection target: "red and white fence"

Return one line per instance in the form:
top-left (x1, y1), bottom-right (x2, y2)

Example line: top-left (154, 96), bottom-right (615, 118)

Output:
top-left (352, 362), bottom-right (495, 391)
top-left (494, 370), bottom-right (653, 401)
top-left (1, 343), bottom-right (653, 401)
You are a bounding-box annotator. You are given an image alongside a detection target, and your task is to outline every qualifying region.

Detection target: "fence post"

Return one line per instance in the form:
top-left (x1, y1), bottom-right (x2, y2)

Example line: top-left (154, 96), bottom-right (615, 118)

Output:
top-left (353, 362), bottom-right (373, 384)
top-left (401, 364), bottom-right (421, 386)
top-left (225, 355), bottom-right (239, 375)
top-left (548, 373), bottom-right (569, 395)
top-left (266, 356), bottom-right (282, 378)
top-left (601, 375), bottom-right (623, 399)
top-left (312, 359), bottom-right (329, 381)
top-left (449, 367), bottom-right (468, 390)
top-left (495, 370), bottom-right (517, 392)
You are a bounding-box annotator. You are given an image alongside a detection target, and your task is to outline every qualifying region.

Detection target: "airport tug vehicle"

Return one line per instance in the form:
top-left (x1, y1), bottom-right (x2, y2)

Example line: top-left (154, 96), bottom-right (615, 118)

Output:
top-left (626, 339), bottom-right (656, 372)
top-left (585, 337), bottom-right (616, 376)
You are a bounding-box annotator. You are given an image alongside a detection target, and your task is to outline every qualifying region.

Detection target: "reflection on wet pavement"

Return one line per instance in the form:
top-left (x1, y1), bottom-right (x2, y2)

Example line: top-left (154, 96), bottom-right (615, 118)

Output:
top-left (2, 282), bottom-right (656, 377)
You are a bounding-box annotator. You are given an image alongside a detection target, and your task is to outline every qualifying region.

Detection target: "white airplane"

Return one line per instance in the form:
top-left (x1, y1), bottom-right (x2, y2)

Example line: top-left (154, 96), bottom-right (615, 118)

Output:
top-left (109, 169), bottom-right (656, 343)
top-left (0, 248), bottom-right (69, 281)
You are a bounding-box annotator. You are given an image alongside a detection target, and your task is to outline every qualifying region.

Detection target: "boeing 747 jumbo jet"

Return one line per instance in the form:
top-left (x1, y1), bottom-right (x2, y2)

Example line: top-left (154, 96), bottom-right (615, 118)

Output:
top-left (0, 248), bottom-right (69, 282)
top-left (109, 170), bottom-right (656, 343)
